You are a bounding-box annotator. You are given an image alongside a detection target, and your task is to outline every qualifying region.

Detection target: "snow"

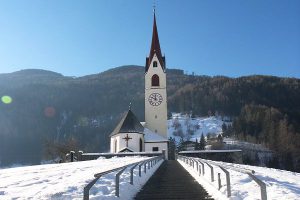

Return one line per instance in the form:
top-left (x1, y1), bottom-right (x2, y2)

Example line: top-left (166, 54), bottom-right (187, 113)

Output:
top-left (223, 138), bottom-right (271, 152)
top-left (179, 158), bottom-right (300, 200)
top-left (84, 152), bottom-right (162, 156)
top-left (168, 113), bottom-right (230, 143)
top-left (0, 156), bottom-right (162, 199)
top-left (180, 150), bottom-right (242, 153)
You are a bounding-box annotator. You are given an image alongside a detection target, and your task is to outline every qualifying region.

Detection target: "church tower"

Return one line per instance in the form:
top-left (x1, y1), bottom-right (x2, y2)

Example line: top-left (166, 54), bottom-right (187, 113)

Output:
top-left (145, 11), bottom-right (168, 138)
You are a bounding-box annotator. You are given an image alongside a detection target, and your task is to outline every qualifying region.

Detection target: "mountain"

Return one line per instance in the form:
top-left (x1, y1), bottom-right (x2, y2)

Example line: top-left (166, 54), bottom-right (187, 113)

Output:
top-left (0, 65), bottom-right (299, 169)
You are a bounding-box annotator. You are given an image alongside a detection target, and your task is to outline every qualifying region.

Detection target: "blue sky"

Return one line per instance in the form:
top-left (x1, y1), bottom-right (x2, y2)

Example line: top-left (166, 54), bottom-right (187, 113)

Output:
top-left (0, 0), bottom-right (299, 78)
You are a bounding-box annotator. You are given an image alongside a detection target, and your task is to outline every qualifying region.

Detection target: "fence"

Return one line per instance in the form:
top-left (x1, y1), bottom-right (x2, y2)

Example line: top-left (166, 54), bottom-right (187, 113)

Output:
top-left (66, 151), bottom-right (165, 162)
top-left (83, 155), bottom-right (163, 200)
top-left (178, 155), bottom-right (267, 200)
top-left (179, 150), bottom-right (243, 163)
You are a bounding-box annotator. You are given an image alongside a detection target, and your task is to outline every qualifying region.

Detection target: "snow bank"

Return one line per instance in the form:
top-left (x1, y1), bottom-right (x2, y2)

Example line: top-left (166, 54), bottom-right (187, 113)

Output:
top-left (0, 156), bottom-right (162, 199)
top-left (179, 159), bottom-right (300, 200)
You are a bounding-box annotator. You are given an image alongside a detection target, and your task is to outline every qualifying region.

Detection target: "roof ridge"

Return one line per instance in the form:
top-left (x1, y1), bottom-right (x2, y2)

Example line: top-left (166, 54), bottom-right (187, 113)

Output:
top-left (110, 110), bottom-right (144, 136)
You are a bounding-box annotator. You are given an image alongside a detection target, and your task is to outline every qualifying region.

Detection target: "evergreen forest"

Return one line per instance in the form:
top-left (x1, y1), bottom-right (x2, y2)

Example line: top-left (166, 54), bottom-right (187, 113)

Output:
top-left (0, 65), bottom-right (299, 171)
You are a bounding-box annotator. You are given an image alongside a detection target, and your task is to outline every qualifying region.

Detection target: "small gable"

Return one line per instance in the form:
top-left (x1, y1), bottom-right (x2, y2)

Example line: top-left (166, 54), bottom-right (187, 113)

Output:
top-left (119, 147), bottom-right (134, 153)
top-left (110, 110), bottom-right (144, 137)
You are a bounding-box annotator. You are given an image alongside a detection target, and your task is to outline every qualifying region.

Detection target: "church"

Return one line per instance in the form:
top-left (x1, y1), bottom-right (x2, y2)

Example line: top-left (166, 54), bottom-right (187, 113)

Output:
top-left (110, 11), bottom-right (169, 158)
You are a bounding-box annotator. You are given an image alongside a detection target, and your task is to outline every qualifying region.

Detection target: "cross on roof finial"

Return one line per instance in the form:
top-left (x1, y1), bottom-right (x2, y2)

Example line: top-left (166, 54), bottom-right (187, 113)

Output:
top-left (153, 0), bottom-right (156, 14)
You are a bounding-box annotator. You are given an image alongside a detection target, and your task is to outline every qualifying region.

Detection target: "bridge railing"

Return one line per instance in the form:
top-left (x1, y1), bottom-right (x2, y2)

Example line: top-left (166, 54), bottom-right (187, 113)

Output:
top-left (178, 155), bottom-right (267, 200)
top-left (83, 155), bottom-right (163, 200)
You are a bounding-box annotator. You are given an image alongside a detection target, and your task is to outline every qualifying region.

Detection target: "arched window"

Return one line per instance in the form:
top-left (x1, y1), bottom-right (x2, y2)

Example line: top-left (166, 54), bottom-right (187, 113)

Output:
top-left (139, 138), bottom-right (143, 152)
top-left (153, 61), bottom-right (157, 68)
top-left (151, 74), bottom-right (160, 86)
top-left (114, 139), bottom-right (117, 153)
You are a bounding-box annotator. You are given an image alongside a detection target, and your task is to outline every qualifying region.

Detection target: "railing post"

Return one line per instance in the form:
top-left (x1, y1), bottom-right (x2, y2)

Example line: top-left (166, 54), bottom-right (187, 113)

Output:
top-left (192, 159), bottom-right (195, 168)
top-left (196, 159), bottom-right (205, 175)
top-left (83, 176), bottom-right (101, 200)
top-left (219, 166), bottom-right (231, 197)
top-left (194, 160), bottom-right (201, 176)
top-left (139, 162), bottom-right (144, 177)
top-left (115, 167), bottom-right (127, 197)
top-left (198, 163), bottom-right (201, 175)
top-left (144, 162), bottom-right (147, 173)
top-left (70, 151), bottom-right (75, 162)
top-left (218, 173), bottom-right (221, 190)
top-left (148, 161), bottom-right (151, 169)
top-left (130, 163), bottom-right (139, 185)
top-left (247, 173), bottom-right (267, 200)
top-left (205, 162), bottom-right (214, 182)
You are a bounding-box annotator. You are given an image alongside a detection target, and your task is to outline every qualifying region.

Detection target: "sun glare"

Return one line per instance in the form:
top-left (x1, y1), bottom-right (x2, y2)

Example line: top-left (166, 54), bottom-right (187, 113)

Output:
top-left (1, 96), bottom-right (12, 104)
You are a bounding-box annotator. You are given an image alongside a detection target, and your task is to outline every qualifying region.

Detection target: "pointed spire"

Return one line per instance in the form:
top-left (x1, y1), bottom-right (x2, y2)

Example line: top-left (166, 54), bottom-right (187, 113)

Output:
top-left (150, 12), bottom-right (162, 61)
top-left (145, 9), bottom-right (165, 72)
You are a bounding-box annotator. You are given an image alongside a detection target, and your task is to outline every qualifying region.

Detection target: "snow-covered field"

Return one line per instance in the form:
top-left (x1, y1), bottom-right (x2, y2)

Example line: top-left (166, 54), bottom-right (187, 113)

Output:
top-left (0, 156), bottom-right (162, 199)
top-left (168, 113), bottom-right (230, 143)
top-left (179, 158), bottom-right (300, 200)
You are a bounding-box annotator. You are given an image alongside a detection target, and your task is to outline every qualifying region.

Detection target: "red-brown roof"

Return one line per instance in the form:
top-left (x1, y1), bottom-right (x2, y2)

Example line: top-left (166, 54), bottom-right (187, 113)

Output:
top-left (145, 13), bottom-right (165, 72)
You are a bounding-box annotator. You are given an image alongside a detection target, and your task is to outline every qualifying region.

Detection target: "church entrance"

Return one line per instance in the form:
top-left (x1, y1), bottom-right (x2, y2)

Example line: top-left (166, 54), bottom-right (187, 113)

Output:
top-left (168, 141), bottom-right (176, 160)
top-left (139, 138), bottom-right (143, 152)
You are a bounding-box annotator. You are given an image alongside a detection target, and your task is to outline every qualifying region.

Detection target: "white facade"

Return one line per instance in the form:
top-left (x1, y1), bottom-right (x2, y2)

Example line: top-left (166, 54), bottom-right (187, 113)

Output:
top-left (145, 142), bottom-right (168, 159)
top-left (145, 54), bottom-right (168, 138)
top-left (110, 133), bottom-right (144, 153)
top-left (144, 142), bottom-right (168, 152)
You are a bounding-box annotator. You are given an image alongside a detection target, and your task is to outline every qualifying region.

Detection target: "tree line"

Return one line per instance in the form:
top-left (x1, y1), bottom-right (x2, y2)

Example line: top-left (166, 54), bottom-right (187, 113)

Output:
top-left (0, 66), bottom-right (299, 170)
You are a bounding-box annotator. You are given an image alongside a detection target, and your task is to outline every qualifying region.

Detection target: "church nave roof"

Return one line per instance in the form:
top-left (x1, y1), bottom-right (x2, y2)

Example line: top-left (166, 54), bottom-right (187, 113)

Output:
top-left (110, 110), bottom-right (144, 136)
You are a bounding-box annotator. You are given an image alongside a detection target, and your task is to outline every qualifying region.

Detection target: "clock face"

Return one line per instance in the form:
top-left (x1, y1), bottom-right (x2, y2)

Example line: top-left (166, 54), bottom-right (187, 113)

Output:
top-left (148, 93), bottom-right (163, 106)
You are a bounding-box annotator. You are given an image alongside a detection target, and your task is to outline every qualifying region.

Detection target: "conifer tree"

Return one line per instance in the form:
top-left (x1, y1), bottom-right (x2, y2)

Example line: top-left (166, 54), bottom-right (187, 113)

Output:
top-left (199, 133), bottom-right (206, 150)
top-left (195, 138), bottom-right (200, 150)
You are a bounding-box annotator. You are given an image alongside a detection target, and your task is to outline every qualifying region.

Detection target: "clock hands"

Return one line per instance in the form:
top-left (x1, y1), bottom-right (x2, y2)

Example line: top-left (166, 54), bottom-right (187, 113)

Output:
top-left (148, 93), bottom-right (163, 106)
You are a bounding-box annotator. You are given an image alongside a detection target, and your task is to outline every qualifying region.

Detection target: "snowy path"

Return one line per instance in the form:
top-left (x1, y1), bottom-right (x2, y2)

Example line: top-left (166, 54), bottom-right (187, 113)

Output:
top-left (0, 156), bottom-right (162, 199)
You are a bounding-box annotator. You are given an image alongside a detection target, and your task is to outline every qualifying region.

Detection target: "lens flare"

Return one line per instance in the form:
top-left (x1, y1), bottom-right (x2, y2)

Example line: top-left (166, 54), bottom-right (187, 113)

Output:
top-left (44, 107), bottom-right (56, 117)
top-left (1, 96), bottom-right (12, 104)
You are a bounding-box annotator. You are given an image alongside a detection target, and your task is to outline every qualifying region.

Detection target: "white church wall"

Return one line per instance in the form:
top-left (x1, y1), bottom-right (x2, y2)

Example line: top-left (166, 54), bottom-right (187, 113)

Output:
top-left (145, 142), bottom-right (168, 156)
top-left (110, 133), bottom-right (144, 153)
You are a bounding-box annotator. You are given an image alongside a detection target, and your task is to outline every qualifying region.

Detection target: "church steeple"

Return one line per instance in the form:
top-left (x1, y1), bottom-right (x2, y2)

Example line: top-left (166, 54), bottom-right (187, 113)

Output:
top-left (144, 7), bottom-right (168, 139)
top-left (145, 11), bottom-right (165, 72)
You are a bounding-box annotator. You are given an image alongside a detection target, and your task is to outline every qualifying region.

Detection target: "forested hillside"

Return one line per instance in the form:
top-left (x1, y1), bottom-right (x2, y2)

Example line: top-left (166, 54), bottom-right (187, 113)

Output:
top-left (0, 65), bottom-right (299, 170)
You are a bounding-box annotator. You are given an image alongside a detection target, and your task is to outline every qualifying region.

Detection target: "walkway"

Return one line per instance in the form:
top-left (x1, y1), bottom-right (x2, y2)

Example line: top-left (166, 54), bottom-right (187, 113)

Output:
top-left (134, 160), bottom-right (214, 200)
